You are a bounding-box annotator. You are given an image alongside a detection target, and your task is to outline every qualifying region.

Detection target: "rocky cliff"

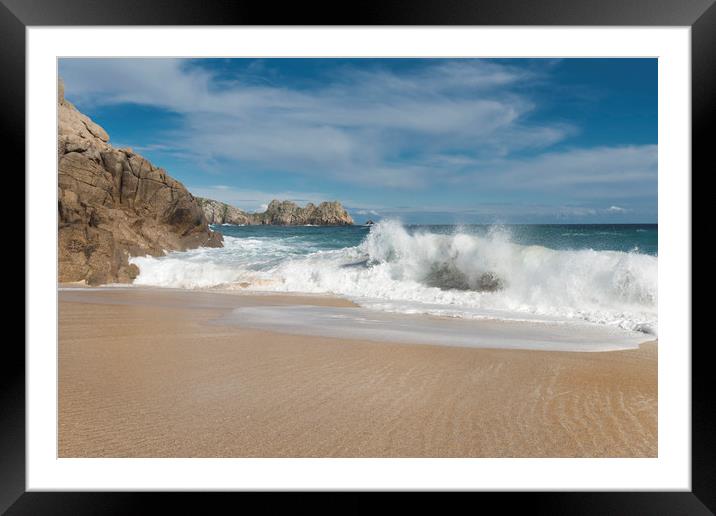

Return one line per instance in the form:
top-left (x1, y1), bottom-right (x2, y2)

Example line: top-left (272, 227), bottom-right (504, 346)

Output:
top-left (197, 198), bottom-right (354, 226)
top-left (196, 197), bottom-right (253, 225)
top-left (58, 79), bottom-right (222, 285)
top-left (253, 200), bottom-right (354, 225)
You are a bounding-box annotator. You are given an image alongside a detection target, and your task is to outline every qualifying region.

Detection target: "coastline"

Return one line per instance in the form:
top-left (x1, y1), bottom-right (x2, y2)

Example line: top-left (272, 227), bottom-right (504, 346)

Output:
top-left (59, 286), bottom-right (657, 457)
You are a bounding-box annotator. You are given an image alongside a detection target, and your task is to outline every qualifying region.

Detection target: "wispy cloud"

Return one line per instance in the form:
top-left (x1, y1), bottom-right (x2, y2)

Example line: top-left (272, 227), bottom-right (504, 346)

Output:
top-left (59, 59), bottom-right (573, 188)
top-left (355, 209), bottom-right (380, 216)
top-left (59, 58), bottom-right (657, 222)
top-left (454, 144), bottom-right (657, 198)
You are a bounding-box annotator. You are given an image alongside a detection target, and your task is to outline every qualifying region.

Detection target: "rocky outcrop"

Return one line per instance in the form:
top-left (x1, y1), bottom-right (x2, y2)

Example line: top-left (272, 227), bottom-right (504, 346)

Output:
top-left (253, 200), bottom-right (354, 225)
top-left (197, 198), bottom-right (354, 226)
top-left (196, 197), bottom-right (253, 225)
top-left (58, 78), bottom-right (222, 285)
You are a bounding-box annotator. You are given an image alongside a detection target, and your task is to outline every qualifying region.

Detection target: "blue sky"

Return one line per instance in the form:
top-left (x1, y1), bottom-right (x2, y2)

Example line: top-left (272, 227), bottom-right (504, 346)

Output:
top-left (59, 58), bottom-right (657, 223)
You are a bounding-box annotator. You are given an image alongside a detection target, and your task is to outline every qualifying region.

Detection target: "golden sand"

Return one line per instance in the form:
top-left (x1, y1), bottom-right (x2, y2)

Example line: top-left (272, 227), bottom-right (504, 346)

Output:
top-left (58, 288), bottom-right (657, 457)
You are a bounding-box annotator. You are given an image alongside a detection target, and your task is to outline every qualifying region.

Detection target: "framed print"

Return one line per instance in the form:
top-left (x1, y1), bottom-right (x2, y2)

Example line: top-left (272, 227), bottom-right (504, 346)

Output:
top-left (6, 0), bottom-right (711, 512)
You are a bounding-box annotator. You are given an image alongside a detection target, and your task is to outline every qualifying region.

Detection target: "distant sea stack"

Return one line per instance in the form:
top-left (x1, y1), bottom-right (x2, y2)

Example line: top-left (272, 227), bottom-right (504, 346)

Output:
top-left (58, 78), bottom-right (222, 285)
top-left (197, 198), bottom-right (354, 226)
top-left (196, 198), bottom-right (253, 225)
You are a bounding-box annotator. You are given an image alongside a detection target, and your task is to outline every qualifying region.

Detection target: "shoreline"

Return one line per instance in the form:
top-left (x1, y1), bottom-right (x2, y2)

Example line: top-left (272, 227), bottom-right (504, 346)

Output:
top-left (59, 284), bottom-right (655, 352)
top-left (59, 287), bottom-right (657, 457)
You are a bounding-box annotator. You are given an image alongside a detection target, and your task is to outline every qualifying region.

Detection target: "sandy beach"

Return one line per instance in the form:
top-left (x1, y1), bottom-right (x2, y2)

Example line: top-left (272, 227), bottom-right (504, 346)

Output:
top-left (59, 287), bottom-right (657, 458)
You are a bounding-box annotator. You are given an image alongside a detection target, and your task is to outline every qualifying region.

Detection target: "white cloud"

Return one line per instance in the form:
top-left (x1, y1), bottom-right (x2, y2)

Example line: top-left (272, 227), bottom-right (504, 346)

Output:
top-left (59, 58), bottom-right (657, 221)
top-left (456, 145), bottom-right (657, 199)
top-left (59, 58), bottom-right (572, 189)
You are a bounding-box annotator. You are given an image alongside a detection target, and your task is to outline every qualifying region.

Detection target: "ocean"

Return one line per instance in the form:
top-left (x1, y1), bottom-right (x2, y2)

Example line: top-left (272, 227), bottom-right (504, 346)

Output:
top-left (130, 221), bottom-right (658, 337)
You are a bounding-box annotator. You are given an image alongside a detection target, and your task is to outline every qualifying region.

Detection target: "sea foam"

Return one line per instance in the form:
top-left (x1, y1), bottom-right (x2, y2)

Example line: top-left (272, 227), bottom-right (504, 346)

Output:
top-left (130, 220), bottom-right (658, 335)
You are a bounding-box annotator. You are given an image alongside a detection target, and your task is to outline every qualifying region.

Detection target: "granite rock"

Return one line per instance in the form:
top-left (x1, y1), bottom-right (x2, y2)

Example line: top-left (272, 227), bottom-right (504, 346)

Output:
top-left (58, 78), bottom-right (222, 285)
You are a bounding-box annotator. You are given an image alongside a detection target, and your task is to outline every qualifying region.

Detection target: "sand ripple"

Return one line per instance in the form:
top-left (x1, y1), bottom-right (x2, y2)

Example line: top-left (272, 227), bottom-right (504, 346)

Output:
top-left (59, 288), bottom-right (656, 457)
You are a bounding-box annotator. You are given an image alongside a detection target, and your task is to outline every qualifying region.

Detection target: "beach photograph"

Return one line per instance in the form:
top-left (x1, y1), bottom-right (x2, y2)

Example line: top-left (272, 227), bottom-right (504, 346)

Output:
top-left (57, 58), bottom-right (657, 458)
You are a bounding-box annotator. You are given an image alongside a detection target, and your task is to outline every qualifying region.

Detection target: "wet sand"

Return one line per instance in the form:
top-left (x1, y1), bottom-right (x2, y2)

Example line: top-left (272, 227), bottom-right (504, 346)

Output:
top-left (58, 287), bottom-right (657, 457)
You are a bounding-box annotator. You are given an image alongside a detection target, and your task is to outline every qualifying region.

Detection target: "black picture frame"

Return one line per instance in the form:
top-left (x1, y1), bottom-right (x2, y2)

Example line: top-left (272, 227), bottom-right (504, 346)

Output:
top-left (5, 0), bottom-right (709, 512)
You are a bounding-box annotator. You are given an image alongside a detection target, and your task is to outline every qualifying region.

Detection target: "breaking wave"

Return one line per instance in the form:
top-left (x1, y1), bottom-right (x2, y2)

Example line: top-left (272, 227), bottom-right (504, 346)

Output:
top-left (130, 220), bottom-right (658, 335)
